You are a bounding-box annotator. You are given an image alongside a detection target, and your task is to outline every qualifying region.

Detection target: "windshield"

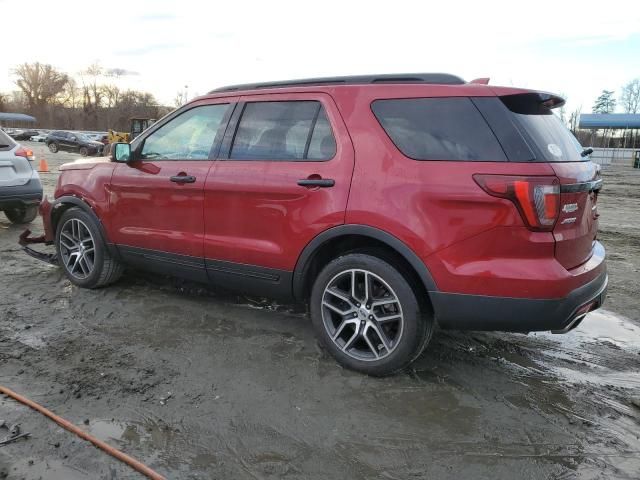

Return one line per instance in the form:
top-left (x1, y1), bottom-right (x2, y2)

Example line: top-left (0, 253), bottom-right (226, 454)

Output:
top-left (76, 133), bottom-right (91, 142)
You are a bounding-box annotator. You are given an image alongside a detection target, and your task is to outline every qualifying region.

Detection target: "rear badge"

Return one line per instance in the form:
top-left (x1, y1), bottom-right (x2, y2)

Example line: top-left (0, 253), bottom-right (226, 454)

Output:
top-left (561, 217), bottom-right (577, 224)
top-left (562, 203), bottom-right (578, 213)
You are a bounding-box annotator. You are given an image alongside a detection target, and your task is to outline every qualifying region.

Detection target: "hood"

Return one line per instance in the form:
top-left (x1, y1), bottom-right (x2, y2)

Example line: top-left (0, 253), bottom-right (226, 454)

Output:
top-left (59, 156), bottom-right (111, 171)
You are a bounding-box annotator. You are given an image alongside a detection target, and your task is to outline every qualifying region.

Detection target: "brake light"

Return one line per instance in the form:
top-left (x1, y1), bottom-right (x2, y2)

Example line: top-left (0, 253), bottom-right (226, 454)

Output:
top-left (473, 174), bottom-right (560, 231)
top-left (15, 146), bottom-right (35, 161)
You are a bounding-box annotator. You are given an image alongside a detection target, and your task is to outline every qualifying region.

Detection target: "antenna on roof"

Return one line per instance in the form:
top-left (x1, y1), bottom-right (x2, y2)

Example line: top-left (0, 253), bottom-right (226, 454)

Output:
top-left (469, 78), bottom-right (490, 85)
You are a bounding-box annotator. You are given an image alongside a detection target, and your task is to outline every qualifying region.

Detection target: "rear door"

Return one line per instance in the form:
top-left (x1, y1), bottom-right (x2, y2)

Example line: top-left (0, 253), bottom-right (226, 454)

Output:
top-left (203, 93), bottom-right (354, 295)
top-left (0, 130), bottom-right (32, 187)
top-left (109, 99), bottom-right (234, 280)
top-left (58, 132), bottom-right (73, 152)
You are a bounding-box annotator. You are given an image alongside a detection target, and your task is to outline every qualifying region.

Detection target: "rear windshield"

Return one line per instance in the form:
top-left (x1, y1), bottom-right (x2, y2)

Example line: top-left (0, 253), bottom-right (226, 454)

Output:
top-left (0, 130), bottom-right (16, 151)
top-left (371, 98), bottom-right (507, 161)
top-left (501, 94), bottom-right (585, 162)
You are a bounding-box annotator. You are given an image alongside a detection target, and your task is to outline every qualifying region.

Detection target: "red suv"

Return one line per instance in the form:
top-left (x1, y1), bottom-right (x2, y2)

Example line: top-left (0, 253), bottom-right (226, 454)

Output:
top-left (21, 73), bottom-right (607, 376)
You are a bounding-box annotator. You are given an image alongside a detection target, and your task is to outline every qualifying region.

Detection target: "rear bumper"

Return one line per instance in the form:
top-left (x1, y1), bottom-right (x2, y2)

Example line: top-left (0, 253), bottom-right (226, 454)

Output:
top-left (431, 268), bottom-right (608, 333)
top-left (0, 177), bottom-right (43, 209)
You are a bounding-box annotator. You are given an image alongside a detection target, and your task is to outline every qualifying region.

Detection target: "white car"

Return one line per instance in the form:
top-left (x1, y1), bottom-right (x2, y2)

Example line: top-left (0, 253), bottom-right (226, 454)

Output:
top-left (30, 132), bottom-right (48, 142)
top-left (0, 129), bottom-right (43, 223)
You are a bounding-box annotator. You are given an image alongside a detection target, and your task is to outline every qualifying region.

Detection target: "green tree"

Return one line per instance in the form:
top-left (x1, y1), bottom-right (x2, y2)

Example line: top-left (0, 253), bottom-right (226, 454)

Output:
top-left (592, 90), bottom-right (616, 114)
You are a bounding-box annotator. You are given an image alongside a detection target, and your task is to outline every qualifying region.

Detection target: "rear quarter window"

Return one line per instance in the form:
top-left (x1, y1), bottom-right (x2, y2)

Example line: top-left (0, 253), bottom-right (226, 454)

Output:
top-left (372, 97), bottom-right (507, 161)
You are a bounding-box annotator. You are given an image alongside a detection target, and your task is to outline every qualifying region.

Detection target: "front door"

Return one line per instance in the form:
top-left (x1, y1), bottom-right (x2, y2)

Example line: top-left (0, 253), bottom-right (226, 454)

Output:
top-left (108, 100), bottom-right (233, 281)
top-left (203, 93), bottom-right (355, 296)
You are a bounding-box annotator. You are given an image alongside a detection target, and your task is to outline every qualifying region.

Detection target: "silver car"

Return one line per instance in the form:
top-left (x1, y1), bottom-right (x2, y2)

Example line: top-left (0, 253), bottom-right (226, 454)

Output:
top-left (0, 129), bottom-right (43, 223)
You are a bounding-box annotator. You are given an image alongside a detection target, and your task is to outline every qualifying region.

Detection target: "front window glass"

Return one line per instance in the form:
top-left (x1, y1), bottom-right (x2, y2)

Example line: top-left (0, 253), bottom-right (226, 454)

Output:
top-left (141, 104), bottom-right (229, 160)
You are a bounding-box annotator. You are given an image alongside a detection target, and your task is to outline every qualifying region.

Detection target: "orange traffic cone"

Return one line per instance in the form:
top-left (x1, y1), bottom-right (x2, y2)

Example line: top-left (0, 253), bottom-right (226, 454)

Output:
top-left (38, 158), bottom-right (49, 173)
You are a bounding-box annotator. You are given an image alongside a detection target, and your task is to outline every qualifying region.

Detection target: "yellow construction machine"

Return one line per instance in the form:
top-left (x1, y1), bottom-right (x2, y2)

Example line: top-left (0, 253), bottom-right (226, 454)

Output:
top-left (105, 118), bottom-right (155, 154)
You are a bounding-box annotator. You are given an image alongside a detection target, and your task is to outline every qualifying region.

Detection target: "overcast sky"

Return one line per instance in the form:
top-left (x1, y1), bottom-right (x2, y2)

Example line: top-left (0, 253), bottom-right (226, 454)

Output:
top-left (1, 0), bottom-right (639, 114)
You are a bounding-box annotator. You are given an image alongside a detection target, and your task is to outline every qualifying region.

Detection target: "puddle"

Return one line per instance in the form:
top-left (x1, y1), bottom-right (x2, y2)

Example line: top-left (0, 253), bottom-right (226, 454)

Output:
top-left (532, 310), bottom-right (640, 389)
top-left (2, 459), bottom-right (89, 480)
top-left (541, 309), bottom-right (640, 352)
top-left (12, 331), bottom-right (46, 349)
top-left (86, 417), bottom-right (180, 451)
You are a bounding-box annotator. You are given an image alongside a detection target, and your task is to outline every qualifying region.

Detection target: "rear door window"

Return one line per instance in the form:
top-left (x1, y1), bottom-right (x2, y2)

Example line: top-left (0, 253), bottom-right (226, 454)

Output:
top-left (371, 97), bottom-right (507, 161)
top-left (229, 101), bottom-right (336, 161)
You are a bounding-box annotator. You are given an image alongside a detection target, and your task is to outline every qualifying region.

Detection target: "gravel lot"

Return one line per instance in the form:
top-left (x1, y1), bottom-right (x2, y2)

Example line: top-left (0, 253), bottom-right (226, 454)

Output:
top-left (1, 142), bottom-right (639, 479)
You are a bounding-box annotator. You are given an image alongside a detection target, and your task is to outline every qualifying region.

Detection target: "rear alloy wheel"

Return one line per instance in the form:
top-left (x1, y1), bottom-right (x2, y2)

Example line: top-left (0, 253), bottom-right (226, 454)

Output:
top-left (4, 205), bottom-right (38, 224)
top-left (79, 146), bottom-right (89, 157)
top-left (48, 142), bottom-right (59, 153)
top-left (311, 253), bottom-right (433, 376)
top-left (55, 208), bottom-right (123, 288)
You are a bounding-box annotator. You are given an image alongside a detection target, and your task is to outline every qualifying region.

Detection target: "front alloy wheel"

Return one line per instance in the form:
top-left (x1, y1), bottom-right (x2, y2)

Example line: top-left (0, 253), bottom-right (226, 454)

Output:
top-left (322, 269), bottom-right (403, 361)
top-left (59, 218), bottom-right (96, 279)
top-left (55, 208), bottom-right (124, 288)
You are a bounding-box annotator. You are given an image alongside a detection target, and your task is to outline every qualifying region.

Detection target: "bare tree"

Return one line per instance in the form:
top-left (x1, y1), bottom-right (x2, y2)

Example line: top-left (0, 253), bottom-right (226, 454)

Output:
top-left (620, 79), bottom-right (640, 114)
top-left (79, 63), bottom-right (105, 128)
top-left (57, 79), bottom-right (82, 109)
top-left (13, 62), bottom-right (69, 108)
top-left (568, 106), bottom-right (582, 134)
top-left (173, 90), bottom-right (186, 107)
top-left (101, 85), bottom-right (121, 109)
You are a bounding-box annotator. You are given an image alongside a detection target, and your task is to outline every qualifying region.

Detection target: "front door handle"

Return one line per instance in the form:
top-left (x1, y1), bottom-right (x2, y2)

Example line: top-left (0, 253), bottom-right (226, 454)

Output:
top-left (297, 178), bottom-right (335, 188)
top-left (170, 175), bottom-right (196, 184)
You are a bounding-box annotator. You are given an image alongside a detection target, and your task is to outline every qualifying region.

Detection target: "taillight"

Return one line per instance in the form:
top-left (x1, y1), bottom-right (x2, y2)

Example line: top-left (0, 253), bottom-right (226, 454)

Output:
top-left (473, 174), bottom-right (560, 231)
top-left (15, 146), bottom-right (35, 162)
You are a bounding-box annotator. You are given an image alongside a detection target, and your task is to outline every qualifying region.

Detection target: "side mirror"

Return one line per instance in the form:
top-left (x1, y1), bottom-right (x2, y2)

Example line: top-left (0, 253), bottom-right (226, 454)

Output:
top-left (111, 142), bottom-right (132, 162)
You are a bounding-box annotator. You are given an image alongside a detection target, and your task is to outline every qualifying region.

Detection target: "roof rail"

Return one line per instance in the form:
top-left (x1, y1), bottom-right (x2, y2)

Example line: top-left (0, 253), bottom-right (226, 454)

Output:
top-left (209, 73), bottom-right (466, 93)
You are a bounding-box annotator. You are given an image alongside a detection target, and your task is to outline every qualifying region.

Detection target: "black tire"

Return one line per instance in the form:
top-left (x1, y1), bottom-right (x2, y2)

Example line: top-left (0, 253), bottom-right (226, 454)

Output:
top-left (4, 205), bottom-right (38, 224)
top-left (55, 207), bottom-right (123, 288)
top-left (79, 146), bottom-right (89, 157)
top-left (310, 253), bottom-right (433, 376)
top-left (48, 142), bottom-right (59, 153)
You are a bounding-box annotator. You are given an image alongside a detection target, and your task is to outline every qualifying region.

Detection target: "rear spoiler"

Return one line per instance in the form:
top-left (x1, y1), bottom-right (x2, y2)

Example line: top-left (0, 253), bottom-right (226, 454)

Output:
top-left (500, 91), bottom-right (566, 114)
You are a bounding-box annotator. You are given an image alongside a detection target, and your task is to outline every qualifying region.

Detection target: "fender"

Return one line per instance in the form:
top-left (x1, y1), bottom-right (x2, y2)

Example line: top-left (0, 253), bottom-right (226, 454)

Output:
top-left (50, 196), bottom-right (117, 255)
top-left (292, 224), bottom-right (438, 300)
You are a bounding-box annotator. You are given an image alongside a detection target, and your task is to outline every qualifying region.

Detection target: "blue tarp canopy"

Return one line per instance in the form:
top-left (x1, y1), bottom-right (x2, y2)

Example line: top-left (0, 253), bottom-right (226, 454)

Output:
top-left (579, 114), bottom-right (640, 129)
top-left (0, 112), bottom-right (36, 123)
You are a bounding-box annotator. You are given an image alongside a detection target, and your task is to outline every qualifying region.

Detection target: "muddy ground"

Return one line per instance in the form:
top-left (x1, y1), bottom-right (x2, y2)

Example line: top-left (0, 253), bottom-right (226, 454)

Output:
top-left (1, 143), bottom-right (639, 479)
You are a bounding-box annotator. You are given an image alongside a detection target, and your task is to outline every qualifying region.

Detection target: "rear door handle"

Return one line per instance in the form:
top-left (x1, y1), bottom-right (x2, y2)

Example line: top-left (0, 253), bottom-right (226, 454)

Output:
top-left (170, 175), bottom-right (196, 184)
top-left (297, 178), bottom-right (335, 188)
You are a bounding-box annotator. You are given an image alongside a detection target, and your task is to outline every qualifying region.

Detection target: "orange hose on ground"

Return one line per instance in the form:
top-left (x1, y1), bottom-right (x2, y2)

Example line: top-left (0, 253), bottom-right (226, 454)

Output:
top-left (0, 385), bottom-right (165, 480)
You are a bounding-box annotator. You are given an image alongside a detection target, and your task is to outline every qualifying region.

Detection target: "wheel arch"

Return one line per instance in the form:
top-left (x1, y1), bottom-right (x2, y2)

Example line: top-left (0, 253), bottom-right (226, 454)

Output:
top-left (292, 225), bottom-right (438, 305)
top-left (50, 196), bottom-right (113, 250)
